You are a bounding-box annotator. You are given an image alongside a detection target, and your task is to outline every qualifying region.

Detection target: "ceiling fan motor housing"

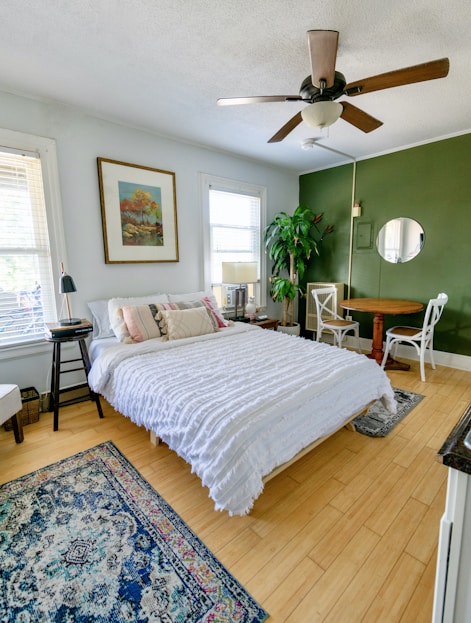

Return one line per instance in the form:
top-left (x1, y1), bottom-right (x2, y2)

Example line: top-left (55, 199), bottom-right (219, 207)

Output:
top-left (300, 72), bottom-right (346, 102)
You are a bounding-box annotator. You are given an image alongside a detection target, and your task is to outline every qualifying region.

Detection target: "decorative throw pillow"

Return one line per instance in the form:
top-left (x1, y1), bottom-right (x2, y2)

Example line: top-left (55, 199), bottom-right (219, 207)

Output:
top-left (167, 291), bottom-right (228, 328)
top-left (108, 293), bottom-right (169, 341)
top-left (157, 306), bottom-right (217, 341)
top-left (121, 304), bottom-right (162, 342)
top-left (155, 300), bottom-right (210, 336)
top-left (201, 296), bottom-right (228, 328)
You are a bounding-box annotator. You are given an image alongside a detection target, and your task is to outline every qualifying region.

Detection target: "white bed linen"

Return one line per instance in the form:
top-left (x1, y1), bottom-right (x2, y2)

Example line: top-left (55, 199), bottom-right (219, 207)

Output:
top-left (88, 336), bottom-right (119, 362)
top-left (89, 323), bottom-right (396, 515)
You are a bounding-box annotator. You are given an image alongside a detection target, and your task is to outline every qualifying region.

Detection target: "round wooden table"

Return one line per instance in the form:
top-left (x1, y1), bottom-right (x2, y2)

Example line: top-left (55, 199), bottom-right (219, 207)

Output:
top-left (340, 298), bottom-right (424, 370)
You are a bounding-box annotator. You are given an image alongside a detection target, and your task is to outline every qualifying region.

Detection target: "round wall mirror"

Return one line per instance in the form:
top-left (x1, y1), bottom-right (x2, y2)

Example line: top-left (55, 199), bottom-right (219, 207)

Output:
top-left (376, 217), bottom-right (424, 264)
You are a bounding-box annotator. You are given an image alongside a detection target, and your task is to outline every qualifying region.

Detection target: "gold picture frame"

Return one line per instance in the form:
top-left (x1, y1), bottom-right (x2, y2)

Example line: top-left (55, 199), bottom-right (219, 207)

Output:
top-left (97, 157), bottom-right (179, 263)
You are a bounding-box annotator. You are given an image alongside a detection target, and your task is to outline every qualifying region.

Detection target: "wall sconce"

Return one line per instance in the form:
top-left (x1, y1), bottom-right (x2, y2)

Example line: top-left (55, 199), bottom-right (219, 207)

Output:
top-left (352, 202), bottom-right (362, 218)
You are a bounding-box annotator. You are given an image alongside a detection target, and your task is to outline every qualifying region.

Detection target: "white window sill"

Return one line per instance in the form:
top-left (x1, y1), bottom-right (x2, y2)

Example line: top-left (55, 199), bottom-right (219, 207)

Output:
top-left (0, 339), bottom-right (52, 361)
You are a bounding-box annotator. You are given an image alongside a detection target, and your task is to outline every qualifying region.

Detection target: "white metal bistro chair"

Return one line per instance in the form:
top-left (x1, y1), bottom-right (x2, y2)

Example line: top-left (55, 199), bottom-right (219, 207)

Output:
top-left (381, 292), bottom-right (448, 382)
top-left (311, 286), bottom-right (361, 352)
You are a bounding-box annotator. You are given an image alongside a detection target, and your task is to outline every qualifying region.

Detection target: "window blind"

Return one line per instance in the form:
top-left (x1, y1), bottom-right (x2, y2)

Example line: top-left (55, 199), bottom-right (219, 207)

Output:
top-left (0, 149), bottom-right (55, 346)
top-left (209, 189), bottom-right (261, 284)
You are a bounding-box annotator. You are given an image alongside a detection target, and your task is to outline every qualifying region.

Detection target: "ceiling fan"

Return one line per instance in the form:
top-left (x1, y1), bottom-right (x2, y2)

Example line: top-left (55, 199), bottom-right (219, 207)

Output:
top-left (217, 30), bottom-right (450, 143)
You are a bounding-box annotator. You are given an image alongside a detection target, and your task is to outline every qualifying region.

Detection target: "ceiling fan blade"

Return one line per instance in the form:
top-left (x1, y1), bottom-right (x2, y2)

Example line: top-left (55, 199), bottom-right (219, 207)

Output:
top-left (340, 101), bottom-right (383, 133)
top-left (307, 30), bottom-right (339, 89)
top-left (217, 95), bottom-right (302, 106)
top-left (345, 57), bottom-right (450, 96)
top-left (267, 111), bottom-right (303, 143)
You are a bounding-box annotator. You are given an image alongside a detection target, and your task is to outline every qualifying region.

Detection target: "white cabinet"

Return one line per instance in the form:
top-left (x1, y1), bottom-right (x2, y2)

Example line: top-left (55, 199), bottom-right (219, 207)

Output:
top-left (433, 405), bottom-right (471, 622)
top-left (433, 469), bottom-right (471, 622)
top-left (305, 282), bottom-right (344, 333)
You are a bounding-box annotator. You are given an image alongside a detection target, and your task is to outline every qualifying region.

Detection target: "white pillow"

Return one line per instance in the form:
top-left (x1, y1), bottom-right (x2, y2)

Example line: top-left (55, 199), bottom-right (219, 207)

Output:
top-left (109, 293), bottom-right (169, 341)
top-left (158, 306), bottom-right (217, 341)
top-left (168, 290), bottom-right (209, 303)
top-left (87, 299), bottom-right (114, 338)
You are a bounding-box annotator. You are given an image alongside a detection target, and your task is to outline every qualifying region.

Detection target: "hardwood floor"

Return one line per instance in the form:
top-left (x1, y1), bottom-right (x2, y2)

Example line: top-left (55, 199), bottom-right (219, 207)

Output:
top-left (1, 359), bottom-right (470, 622)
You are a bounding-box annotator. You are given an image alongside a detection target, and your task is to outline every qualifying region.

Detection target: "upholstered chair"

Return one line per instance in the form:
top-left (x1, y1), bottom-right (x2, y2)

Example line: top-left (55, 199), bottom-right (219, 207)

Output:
top-left (0, 384), bottom-right (24, 443)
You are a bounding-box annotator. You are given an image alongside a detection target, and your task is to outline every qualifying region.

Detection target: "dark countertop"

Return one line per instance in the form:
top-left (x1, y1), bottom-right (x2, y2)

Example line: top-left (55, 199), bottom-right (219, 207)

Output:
top-left (437, 403), bottom-right (471, 475)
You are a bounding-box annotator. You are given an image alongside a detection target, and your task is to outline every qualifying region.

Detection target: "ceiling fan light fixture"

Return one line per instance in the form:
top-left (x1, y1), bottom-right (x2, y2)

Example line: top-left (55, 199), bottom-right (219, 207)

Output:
top-left (301, 101), bottom-right (343, 129)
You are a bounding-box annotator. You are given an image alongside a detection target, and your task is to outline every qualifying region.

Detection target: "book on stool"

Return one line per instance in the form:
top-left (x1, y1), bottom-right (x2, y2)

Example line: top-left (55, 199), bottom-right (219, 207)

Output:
top-left (45, 319), bottom-right (93, 339)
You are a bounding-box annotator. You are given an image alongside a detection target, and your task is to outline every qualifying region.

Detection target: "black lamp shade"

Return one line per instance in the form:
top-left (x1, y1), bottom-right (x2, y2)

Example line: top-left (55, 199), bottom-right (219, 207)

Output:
top-left (58, 266), bottom-right (80, 325)
top-left (59, 274), bottom-right (77, 294)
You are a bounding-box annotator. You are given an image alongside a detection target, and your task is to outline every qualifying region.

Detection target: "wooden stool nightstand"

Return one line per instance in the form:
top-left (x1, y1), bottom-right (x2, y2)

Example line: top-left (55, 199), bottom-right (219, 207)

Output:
top-left (45, 320), bottom-right (104, 431)
top-left (250, 318), bottom-right (279, 331)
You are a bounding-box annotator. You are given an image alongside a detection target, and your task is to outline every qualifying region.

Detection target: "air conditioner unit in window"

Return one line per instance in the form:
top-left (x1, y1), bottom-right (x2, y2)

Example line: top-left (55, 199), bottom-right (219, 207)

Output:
top-left (224, 285), bottom-right (245, 310)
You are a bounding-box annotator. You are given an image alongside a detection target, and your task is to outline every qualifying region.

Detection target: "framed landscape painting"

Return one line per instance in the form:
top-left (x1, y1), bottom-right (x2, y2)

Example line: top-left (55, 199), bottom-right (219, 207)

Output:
top-left (97, 158), bottom-right (179, 263)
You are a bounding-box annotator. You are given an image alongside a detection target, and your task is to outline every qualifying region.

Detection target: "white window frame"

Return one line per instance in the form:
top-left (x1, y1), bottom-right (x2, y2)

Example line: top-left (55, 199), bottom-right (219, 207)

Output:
top-left (0, 128), bottom-right (67, 359)
top-left (200, 173), bottom-right (267, 311)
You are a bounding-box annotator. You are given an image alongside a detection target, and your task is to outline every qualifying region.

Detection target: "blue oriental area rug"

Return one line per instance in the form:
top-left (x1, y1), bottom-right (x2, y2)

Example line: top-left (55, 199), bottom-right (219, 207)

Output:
top-left (0, 441), bottom-right (268, 622)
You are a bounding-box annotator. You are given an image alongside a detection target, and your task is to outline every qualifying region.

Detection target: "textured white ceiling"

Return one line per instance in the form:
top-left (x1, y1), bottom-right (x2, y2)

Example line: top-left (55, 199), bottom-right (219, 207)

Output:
top-left (0, 0), bottom-right (470, 172)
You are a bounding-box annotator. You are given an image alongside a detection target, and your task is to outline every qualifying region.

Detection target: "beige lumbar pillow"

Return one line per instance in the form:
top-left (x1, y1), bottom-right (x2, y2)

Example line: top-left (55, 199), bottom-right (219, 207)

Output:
top-left (157, 306), bottom-right (217, 341)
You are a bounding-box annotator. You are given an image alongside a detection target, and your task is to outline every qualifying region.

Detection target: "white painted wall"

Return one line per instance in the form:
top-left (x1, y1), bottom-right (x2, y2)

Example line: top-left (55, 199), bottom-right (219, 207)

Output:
top-left (0, 90), bottom-right (299, 393)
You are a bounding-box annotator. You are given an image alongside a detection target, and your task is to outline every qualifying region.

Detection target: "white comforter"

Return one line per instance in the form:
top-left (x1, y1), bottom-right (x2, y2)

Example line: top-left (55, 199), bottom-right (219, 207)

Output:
top-left (89, 323), bottom-right (396, 515)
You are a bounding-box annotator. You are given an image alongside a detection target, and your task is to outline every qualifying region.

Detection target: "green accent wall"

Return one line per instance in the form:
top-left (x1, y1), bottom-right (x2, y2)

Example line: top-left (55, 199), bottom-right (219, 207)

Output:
top-left (299, 133), bottom-right (471, 356)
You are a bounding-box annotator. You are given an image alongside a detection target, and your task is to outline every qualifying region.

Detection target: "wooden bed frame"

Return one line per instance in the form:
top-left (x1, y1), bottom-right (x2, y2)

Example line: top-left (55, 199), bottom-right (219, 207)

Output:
top-left (149, 403), bottom-right (371, 486)
top-left (262, 408), bottom-right (366, 484)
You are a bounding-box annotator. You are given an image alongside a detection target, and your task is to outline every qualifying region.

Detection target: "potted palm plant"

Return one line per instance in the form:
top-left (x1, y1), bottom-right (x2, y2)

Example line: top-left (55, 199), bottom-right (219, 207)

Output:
top-left (264, 206), bottom-right (333, 332)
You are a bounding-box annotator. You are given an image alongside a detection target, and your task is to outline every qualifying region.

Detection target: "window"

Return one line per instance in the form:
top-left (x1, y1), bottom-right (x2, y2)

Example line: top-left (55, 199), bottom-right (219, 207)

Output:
top-left (201, 175), bottom-right (266, 311)
top-left (0, 129), bottom-right (66, 350)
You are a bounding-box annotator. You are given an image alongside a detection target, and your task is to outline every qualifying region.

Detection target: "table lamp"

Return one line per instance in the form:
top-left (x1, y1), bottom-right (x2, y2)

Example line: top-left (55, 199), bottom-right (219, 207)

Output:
top-left (59, 263), bottom-right (81, 326)
top-left (222, 261), bottom-right (258, 320)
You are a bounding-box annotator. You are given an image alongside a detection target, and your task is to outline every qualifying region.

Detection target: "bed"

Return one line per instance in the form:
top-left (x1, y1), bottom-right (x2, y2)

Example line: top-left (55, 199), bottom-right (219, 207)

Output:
top-left (87, 292), bottom-right (396, 516)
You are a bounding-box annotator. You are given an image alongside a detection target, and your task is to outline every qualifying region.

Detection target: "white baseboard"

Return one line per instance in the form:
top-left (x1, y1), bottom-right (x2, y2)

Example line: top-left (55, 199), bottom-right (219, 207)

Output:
top-left (344, 337), bottom-right (471, 372)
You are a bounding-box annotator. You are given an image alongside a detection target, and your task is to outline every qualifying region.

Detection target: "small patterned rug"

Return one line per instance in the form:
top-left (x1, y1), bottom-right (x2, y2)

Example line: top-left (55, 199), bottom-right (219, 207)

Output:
top-left (352, 387), bottom-right (425, 437)
top-left (0, 441), bottom-right (268, 622)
